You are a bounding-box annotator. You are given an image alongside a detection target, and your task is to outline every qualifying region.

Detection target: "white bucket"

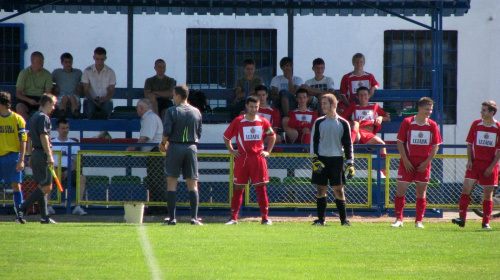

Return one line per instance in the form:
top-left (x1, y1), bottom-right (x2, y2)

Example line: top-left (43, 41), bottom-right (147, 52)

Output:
top-left (124, 203), bottom-right (145, 224)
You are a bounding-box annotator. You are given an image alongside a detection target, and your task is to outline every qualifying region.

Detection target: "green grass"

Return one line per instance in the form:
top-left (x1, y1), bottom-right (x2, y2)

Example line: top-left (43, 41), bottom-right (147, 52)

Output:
top-left (1, 221), bottom-right (499, 280)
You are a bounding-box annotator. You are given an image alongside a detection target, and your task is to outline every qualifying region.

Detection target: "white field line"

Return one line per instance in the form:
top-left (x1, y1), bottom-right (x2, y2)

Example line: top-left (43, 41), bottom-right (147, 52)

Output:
top-left (137, 225), bottom-right (162, 280)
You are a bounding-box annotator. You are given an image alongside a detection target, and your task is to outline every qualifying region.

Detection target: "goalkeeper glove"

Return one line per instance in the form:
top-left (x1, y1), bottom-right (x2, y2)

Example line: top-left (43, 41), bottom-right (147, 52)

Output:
top-left (312, 155), bottom-right (325, 174)
top-left (345, 163), bottom-right (355, 179)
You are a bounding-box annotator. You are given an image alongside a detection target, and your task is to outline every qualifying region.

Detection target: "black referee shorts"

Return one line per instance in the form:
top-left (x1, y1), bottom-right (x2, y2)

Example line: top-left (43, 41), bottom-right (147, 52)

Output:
top-left (311, 156), bottom-right (346, 186)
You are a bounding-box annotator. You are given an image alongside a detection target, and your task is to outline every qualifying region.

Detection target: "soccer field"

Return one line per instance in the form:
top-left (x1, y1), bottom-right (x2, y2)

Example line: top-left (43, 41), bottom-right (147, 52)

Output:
top-left (2, 219), bottom-right (499, 280)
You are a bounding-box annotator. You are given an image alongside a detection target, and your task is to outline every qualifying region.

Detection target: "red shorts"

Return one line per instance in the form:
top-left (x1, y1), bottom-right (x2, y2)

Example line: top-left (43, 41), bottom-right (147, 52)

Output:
top-left (397, 156), bottom-right (431, 183)
top-left (358, 129), bottom-right (376, 144)
top-left (465, 160), bottom-right (499, 186)
top-left (233, 153), bottom-right (269, 185)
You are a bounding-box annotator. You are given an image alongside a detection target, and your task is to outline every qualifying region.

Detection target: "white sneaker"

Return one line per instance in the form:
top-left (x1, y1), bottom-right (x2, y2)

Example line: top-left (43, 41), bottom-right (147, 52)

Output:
top-left (47, 205), bottom-right (56, 215)
top-left (225, 218), bottom-right (238, 225)
top-left (72, 206), bottom-right (87, 215)
top-left (391, 220), bottom-right (403, 227)
top-left (415, 222), bottom-right (425, 228)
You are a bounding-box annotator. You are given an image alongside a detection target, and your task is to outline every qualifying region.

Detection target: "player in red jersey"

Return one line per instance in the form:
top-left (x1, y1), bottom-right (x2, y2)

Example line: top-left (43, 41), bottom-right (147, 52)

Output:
top-left (452, 101), bottom-right (500, 229)
top-left (223, 96), bottom-right (276, 225)
top-left (391, 97), bottom-right (442, 228)
top-left (338, 53), bottom-right (379, 113)
top-left (254, 85), bottom-right (282, 143)
top-left (282, 88), bottom-right (318, 144)
top-left (342, 86), bottom-right (390, 177)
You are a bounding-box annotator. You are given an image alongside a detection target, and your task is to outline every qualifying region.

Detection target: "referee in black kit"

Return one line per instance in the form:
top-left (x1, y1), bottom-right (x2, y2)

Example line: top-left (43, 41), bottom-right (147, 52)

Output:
top-left (158, 85), bottom-right (203, 226)
top-left (310, 93), bottom-right (355, 226)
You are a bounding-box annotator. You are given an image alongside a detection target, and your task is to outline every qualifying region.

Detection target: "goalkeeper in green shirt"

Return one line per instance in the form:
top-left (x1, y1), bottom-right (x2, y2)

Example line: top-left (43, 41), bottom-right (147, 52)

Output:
top-left (310, 93), bottom-right (354, 226)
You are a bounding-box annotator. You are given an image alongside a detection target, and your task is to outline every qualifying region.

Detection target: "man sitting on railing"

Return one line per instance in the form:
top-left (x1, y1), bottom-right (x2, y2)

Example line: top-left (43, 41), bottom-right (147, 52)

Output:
top-left (143, 59), bottom-right (175, 119)
top-left (341, 86), bottom-right (390, 176)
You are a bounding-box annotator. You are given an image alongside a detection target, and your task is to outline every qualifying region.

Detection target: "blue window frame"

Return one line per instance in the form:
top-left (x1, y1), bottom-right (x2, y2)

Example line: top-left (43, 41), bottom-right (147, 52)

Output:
top-left (0, 24), bottom-right (24, 86)
top-left (186, 28), bottom-right (277, 90)
top-left (384, 30), bottom-right (457, 124)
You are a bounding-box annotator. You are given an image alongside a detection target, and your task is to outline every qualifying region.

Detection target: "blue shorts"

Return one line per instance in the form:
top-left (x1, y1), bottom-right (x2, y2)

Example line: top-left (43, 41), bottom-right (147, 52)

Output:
top-left (0, 152), bottom-right (23, 183)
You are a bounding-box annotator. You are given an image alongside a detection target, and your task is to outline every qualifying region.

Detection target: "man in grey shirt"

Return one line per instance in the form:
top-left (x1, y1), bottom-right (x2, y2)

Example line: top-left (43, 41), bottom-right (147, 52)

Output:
top-left (52, 52), bottom-right (83, 119)
top-left (158, 85), bottom-right (203, 225)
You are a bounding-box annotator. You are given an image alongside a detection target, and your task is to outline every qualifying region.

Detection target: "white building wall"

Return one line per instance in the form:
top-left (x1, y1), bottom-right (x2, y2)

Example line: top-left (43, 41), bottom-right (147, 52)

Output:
top-left (1, 0), bottom-right (499, 146)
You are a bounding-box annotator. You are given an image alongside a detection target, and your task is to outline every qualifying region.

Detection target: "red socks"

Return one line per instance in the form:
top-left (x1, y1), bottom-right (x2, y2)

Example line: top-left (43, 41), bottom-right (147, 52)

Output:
top-left (230, 189), bottom-right (245, 220)
top-left (394, 196), bottom-right (405, 221)
top-left (458, 194), bottom-right (471, 220)
top-left (302, 133), bottom-right (311, 144)
top-left (415, 198), bottom-right (427, 223)
top-left (483, 200), bottom-right (493, 225)
top-left (256, 185), bottom-right (269, 220)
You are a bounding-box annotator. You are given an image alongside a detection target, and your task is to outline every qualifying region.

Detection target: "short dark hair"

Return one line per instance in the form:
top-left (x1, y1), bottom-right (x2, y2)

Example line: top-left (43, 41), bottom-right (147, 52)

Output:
top-left (155, 59), bottom-right (165, 66)
top-left (56, 118), bottom-right (69, 128)
top-left (31, 51), bottom-right (44, 60)
top-left (417, 97), bottom-right (434, 108)
top-left (254, 85), bottom-right (267, 93)
top-left (356, 86), bottom-right (370, 95)
top-left (279, 57), bottom-right (293, 69)
top-left (296, 88), bottom-right (309, 97)
top-left (242, 58), bottom-right (255, 67)
top-left (60, 52), bottom-right (73, 63)
top-left (352, 53), bottom-right (365, 63)
top-left (94, 47), bottom-right (107, 56)
top-left (174, 85), bottom-right (189, 100)
top-left (246, 95), bottom-right (259, 105)
top-left (39, 93), bottom-right (56, 107)
top-left (0, 91), bottom-right (11, 108)
top-left (312, 58), bottom-right (325, 66)
top-left (482, 100), bottom-right (498, 115)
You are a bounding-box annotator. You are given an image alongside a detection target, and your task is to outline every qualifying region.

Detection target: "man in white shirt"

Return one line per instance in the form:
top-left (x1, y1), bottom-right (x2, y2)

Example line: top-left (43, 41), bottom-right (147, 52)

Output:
top-left (127, 99), bottom-right (166, 213)
top-left (82, 47), bottom-right (116, 119)
top-left (52, 119), bottom-right (87, 215)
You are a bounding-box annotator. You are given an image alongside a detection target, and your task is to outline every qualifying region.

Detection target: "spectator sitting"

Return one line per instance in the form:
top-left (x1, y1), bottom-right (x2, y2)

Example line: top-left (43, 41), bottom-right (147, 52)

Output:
top-left (282, 88), bottom-right (318, 144)
top-left (15, 51), bottom-right (53, 120)
top-left (241, 85), bottom-right (283, 144)
top-left (52, 52), bottom-right (83, 119)
top-left (82, 47), bottom-right (116, 119)
top-left (338, 53), bottom-right (379, 114)
top-left (51, 118), bottom-right (87, 215)
top-left (144, 59), bottom-right (175, 119)
top-left (341, 86), bottom-right (390, 176)
top-left (232, 58), bottom-right (264, 118)
top-left (270, 57), bottom-right (303, 117)
top-left (300, 58), bottom-right (336, 115)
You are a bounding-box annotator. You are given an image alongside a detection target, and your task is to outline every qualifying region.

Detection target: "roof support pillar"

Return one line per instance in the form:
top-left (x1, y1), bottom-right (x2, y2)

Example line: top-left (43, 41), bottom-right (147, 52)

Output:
top-left (287, 8), bottom-right (294, 59)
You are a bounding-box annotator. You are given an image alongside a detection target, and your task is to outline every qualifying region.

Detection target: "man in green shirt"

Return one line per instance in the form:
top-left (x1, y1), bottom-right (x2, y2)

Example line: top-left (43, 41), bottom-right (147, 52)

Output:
top-left (144, 59), bottom-right (175, 119)
top-left (15, 51), bottom-right (53, 120)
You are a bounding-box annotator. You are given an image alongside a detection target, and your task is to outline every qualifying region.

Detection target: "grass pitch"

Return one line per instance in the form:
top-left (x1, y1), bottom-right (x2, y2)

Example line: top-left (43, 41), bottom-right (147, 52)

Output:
top-left (1, 219), bottom-right (499, 280)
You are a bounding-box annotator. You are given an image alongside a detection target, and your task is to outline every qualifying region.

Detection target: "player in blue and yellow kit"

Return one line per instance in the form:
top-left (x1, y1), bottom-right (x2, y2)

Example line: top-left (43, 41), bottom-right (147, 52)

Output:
top-left (0, 91), bottom-right (27, 222)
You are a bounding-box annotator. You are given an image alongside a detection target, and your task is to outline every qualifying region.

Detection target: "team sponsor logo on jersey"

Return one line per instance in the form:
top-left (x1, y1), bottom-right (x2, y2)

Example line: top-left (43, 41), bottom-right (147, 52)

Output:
top-left (0, 125), bottom-right (15, 133)
top-left (476, 131), bottom-right (496, 147)
top-left (243, 126), bottom-right (263, 141)
top-left (296, 114), bottom-right (313, 123)
top-left (355, 109), bottom-right (374, 121)
top-left (351, 80), bottom-right (369, 93)
top-left (410, 130), bottom-right (430, 145)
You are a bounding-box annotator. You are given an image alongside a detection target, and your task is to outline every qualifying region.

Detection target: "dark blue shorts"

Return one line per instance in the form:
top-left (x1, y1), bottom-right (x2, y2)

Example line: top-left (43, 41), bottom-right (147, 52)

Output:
top-left (0, 152), bottom-right (23, 183)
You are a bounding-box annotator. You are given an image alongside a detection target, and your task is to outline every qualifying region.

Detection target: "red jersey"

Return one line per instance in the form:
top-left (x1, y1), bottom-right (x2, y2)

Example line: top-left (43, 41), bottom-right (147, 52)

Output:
top-left (224, 114), bottom-right (275, 155)
top-left (341, 102), bottom-right (387, 128)
top-left (257, 105), bottom-right (282, 130)
top-left (339, 71), bottom-right (379, 102)
top-left (397, 116), bottom-right (442, 158)
top-left (466, 119), bottom-right (500, 162)
top-left (287, 109), bottom-right (318, 130)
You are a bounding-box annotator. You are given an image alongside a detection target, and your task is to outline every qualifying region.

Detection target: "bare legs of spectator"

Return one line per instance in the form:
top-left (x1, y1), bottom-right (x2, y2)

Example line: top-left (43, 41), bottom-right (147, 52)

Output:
top-left (15, 103), bottom-right (30, 120)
